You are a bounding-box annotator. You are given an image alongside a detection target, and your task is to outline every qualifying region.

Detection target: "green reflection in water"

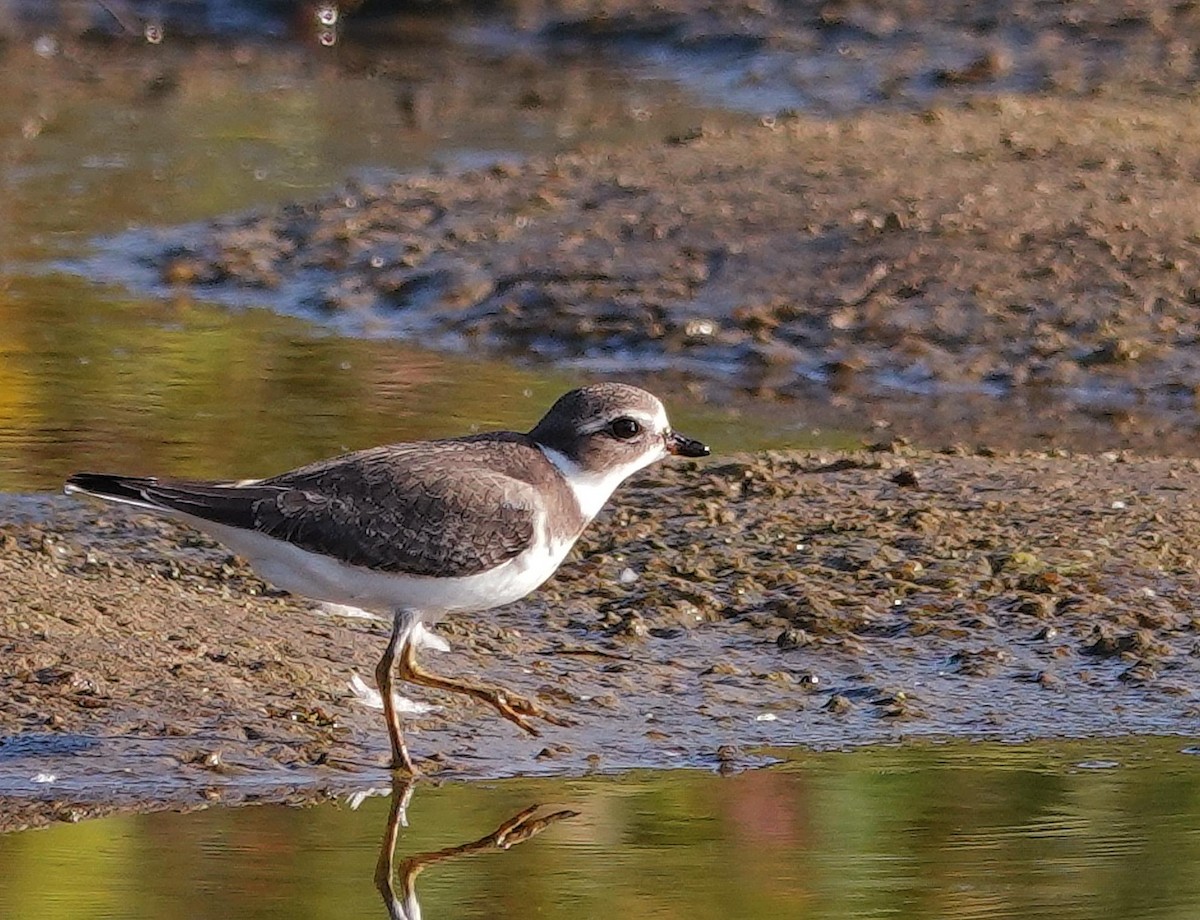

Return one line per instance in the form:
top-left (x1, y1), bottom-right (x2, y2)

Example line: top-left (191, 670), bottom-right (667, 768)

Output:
top-left (0, 269), bottom-right (569, 490)
top-left (0, 270), bottom-right (795, 491)
top-left (2, 738), bottom-right (1198, 920)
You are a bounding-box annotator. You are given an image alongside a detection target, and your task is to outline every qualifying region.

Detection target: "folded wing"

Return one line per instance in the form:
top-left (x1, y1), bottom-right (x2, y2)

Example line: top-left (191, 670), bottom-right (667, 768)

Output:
top-left (66, 447), bottom-right (537, 578)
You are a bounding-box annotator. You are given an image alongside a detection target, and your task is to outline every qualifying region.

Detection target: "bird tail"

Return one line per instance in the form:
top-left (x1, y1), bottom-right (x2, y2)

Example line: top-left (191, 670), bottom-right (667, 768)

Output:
top-left (65, 472), bottom-right (272, 530)
top-left (64, 472), bottom-right (165, 512)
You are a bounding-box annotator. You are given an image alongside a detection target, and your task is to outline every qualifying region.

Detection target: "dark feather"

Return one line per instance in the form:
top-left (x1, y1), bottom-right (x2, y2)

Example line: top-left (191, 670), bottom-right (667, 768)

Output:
top-left (65, 472), bottom-right (159, 506)
top-left (67, 433), bottom-right (583, 579)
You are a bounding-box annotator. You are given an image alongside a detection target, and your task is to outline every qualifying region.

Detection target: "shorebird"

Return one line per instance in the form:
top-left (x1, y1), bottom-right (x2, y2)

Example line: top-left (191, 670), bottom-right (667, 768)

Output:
top-left (65, 383), bottom-right (709, 772)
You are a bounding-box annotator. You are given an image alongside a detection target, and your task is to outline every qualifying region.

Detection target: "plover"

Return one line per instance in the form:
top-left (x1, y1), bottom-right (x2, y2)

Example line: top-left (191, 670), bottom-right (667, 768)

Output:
top-left (65, 383), bottom-right (709, 772)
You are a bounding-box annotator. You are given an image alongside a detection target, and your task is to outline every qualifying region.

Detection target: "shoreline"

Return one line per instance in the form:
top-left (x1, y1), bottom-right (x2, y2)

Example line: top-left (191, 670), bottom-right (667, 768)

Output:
top-left (119, 90), bottom-right (1200, 456)
top-left (4, 448), bottom-right (1198, 829)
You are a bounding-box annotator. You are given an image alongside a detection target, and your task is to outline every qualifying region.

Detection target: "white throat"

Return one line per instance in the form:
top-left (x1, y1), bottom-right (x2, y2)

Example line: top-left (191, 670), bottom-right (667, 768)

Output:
top-left (539, 445), bottom-right (664, 520)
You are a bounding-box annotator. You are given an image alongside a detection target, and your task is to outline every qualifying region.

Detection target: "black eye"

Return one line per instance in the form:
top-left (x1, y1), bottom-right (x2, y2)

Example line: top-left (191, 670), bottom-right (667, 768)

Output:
top-left (610, 417), bottom-right (641, 439)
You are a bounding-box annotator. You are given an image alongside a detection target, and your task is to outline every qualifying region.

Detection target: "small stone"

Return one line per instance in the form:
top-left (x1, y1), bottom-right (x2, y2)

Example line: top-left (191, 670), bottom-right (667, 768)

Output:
top-left (702, 662), bottom-right (741, 676)
top-left (824, 694), bottom-right (853, 714)
top-left (1036, 626), bottom-right (1059, 641)
top-left (617, 612), bottom-right (648, 638)
top-left (776, 627), bottom-right (811, 650)
top-left (1035, 670), bottom-right (1062, 689)
top-left (1119, 663), bottom-right (1157, 684)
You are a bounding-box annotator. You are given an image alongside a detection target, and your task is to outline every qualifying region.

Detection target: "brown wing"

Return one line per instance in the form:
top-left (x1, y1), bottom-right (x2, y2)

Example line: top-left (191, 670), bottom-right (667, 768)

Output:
top-left (253, 443), bottom-right (538, 576)
top-left (68, 438), bottom-right (540, 578)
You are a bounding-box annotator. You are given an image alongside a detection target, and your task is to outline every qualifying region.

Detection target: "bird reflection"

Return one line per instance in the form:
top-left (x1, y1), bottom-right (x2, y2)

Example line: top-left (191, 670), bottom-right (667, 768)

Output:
top-left (374, 780), bottom-right (578, 920)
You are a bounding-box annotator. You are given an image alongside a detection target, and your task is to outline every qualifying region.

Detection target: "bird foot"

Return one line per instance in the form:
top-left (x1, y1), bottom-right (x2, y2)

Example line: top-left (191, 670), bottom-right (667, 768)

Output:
top-left (486, 803), bottom-right (581, 849)
top-left (398, 651), bottom-right (575, 736)
top-left (484, 687), bottom-right (576, 736)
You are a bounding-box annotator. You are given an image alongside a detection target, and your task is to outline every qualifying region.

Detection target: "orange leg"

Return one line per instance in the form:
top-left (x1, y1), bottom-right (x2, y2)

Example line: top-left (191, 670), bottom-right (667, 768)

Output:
top-left (397, 637), bottom-right (573, 736)
top-left (376, 611), bottom-right (419, 774)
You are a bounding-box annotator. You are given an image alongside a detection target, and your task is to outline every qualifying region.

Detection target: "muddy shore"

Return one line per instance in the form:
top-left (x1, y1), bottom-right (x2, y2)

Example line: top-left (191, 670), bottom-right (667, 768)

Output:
top-left (9, 1), bottom-right (1200, 833)
top-left (136, 85), bottom-right (1200, 455)
top-left (38, 0), bottom-right (1200, 455)
top-left (23, 2), bottom-right (1200, 461)
top-left (3, 449), bottom-right (1198, 830)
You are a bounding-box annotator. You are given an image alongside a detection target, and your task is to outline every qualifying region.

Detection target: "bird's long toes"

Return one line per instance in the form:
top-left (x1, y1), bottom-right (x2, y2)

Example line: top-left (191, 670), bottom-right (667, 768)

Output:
top-left (490, 694), bottom-right (543, 735)
top-left (512, 715), bottom-right (542, 737)
top-left (487, 688), bottom-right (577, 734)
top-left (509, 700), bottom-right (574, 731)
top-left (495, 808), bottom-right (581, 848)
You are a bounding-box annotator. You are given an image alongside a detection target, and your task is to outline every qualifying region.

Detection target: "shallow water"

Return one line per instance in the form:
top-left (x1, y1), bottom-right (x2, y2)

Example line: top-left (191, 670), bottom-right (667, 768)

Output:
top-left (3, 738), bottom-right (1199, 920)
top-left (0, 21), bottom-right (816, 493)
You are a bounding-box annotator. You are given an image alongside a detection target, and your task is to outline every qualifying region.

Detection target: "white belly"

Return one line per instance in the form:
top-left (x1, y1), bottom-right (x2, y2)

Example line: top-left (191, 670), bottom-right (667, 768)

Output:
top-left (196, 517), bottom-right (574, 615)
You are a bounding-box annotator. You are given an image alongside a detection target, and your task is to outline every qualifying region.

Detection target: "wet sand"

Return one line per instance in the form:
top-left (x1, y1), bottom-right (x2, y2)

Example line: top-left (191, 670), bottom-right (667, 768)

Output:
top-left (4, 449), bottom-right (1198, 830)
top-left (145, 86), bottom-right (1200, 455)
